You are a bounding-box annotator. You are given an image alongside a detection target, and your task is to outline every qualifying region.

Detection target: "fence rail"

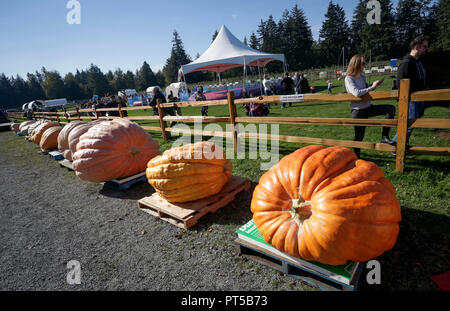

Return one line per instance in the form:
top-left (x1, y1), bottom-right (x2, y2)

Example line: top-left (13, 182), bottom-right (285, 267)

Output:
top-left (7, 79), bottom-right (450, 173)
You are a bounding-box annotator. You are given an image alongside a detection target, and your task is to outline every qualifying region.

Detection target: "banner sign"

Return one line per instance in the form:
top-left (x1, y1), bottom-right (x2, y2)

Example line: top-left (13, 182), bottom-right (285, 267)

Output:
top-left (279, 94), bottom-right (304, 103)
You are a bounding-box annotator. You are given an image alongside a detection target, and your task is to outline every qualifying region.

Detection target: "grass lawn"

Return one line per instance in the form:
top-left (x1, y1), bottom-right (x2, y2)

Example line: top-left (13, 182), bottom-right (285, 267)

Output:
top-left (129, 75), bottom-right (449, 290)
top-left (10, 75), bottom-right (449, 290)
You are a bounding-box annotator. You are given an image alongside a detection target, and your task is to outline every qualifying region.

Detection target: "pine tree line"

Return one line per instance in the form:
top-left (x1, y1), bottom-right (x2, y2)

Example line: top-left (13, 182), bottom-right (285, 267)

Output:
top-left (1, 0), bottom-right (448, 110)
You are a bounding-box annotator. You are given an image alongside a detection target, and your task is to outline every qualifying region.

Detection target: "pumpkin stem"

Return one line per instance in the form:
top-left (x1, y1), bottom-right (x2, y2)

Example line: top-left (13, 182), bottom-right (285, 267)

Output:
top-left (130, 146), bottom-right (140, 155)
top-left (290, 196), bottom-right (312, 226)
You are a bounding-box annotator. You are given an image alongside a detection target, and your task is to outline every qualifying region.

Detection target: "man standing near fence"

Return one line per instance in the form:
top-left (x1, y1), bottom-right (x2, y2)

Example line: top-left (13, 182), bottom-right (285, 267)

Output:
top-left (392, 35), bottom-right (429, 147)
top-left (281, 72), bottom-right (294, 108)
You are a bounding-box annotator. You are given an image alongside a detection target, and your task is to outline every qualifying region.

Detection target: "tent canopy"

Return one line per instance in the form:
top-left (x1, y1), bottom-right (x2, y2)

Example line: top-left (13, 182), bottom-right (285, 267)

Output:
top-left (180, 25), bottom-right (285, 75)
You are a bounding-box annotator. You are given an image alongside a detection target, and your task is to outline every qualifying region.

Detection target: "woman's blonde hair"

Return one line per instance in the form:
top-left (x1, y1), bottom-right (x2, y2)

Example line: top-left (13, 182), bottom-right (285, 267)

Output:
top-left (346, 54), bottom-right (365, 77)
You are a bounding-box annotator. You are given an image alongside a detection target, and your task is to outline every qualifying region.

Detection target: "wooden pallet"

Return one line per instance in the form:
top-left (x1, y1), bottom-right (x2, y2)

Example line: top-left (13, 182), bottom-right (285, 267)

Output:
top-left (138, 176), bottom-right (251, 229)
top-left (59, 159), bottom-right (74, 170)
top-left (234, 237), bottom-right (364, 291)
top-left (48, 150), bottom-right (64, 160)
top-left (104, 171), bottom-right (148, 190)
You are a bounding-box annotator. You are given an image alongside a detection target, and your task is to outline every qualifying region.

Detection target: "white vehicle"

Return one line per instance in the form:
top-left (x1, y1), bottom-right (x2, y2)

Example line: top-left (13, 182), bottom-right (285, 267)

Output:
top-left (165, 82), bottom-right (187, 100)
top-left (118, 89), bottom-right (138, 98)
top-left (45, 98), bottom-right (67, 107)
top-left (22, 100), bottom-right (45, 111)
top-left (146, 86), bottom-right (161, 96)
top-left (22, 98), bottom-right (68, 111)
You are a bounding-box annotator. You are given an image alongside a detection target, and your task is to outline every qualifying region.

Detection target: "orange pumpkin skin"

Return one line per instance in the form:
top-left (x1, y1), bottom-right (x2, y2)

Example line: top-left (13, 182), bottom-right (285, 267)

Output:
top-left (72, 119), bottom-right (160, 182)
top-left (67, 121), bottom-right (102, 161)
top-left (146, 141), bottom-right (232, 202)
top-left (40, 126), bottom-right (63, 150)
top-left (58, 121), bottom-right (86, 160)
top-left (30, 122), bottom-right (59, 144)
top-left (251, 145), bottom-right (401, 265)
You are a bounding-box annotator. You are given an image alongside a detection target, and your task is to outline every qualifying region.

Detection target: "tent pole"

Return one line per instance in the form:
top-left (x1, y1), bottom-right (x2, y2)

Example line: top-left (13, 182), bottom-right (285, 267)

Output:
top-left (257, 59), bottom-right (263, 96)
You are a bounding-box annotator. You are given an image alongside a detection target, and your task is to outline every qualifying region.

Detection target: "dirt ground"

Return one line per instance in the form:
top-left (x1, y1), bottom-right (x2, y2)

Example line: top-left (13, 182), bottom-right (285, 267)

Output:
top-left (0, 131), bottom-right (317, 291)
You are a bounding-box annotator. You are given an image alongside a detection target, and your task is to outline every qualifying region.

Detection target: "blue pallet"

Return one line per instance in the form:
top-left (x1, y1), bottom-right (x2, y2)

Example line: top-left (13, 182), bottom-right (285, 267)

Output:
top-left (48, 150), bottom-right (64, 161)
top-left (104, 172), bottom-right (147, 190)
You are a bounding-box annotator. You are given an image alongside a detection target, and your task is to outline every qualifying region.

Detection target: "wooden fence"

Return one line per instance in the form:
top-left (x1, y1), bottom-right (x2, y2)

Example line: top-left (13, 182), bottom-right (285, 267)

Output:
top-left (7, 79), bottom-right (450, 173)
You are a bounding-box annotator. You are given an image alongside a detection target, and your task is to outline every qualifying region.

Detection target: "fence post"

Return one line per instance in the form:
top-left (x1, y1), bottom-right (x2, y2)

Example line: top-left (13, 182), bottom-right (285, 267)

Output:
top-left (118, 103), bottom-right (124, 118)
top-left (76, 107), bottom-right (81, 121)
top-left (63, 108), bottom-right (70, 123)
top-left (94, 106), bottom-right (99, 120)
top-left (55, 111), bottom-right (61, 125)
top-left (227, 91), bottom-right (238, 152)
top-left (395, 79), bottom-right (411, 173)
top-left (157, 98), bottom-right (168, 140)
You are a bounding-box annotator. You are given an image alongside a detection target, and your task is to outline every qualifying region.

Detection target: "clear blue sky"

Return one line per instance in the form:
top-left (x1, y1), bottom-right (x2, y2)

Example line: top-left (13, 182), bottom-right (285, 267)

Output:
top-left (0, 0), bottom-right (400, 79)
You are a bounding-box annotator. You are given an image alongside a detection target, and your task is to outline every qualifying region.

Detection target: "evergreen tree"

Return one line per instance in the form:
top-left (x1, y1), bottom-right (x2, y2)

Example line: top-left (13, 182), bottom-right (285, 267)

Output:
top-left (123, 70), bottom-right (136, 89)
top-left (110, 69), bottom-right (127, 91)
top-left (162, 30), bottom-right (191, 85)
top-left (86, 64), bottom-right (111, 96)
top-left (395, 0), bottom-right (423, 55)
top-left (26, 73), bottom-right (46, 100)
top-left (432, 0), bottom-right (450, 51)
top-left (64, 73), bottom-right (84, 100)
top-left (155, 70), bottom-right (166, 88)
top-left (319, 1), bottom-right (351, 67)
top-left (243, 36), bottom-right (248, 46)
top-left (249, 32), bottom-right (259, 49)
top-left (41, 70), bottom-right (65, 99)
top-left (350, 0), bottom-right (366, 55)
top-left (135, 61), bottom-right (157, 91)
top-left (358, 0), bottom-right (396, 61)
top-left (212, 29), bottom-right (218, 42)
top-left (289, 4), bottom-right (314, 70)
top-left (0, 74), bottom-right (16, 109)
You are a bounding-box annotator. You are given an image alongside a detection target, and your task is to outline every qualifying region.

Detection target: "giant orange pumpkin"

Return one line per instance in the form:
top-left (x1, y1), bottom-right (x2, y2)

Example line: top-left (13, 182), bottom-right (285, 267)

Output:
top-left (72, 119), bottom-right (160, 182)
top-left (58, 121), bottom-right (86, 160)
top-left (67, 120), bottom-right (103, 161)
top-left (146, 141), bottom-right (232, 202)
top-left (250, 145), bottom-right (401, 265)
top-left (30, 122), bottom-right (60, 144)
top-left (40, 126), bottom-right (63, 150)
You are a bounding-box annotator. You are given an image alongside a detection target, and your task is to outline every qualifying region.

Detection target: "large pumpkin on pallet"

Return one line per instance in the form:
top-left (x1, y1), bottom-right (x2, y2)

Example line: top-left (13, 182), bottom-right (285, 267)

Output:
top-left (25, 120), bottom-right (45, 136)
top-left (19, 120), bottom-right (37, 136)
top-left (146, 141), bottom-right (232, 203)
top-left (72, 119), bottom-right (160, 182)
top-left (250, 145), bottom-right (401, 266)
top-left (67, 120), bottom-right (103, 161)
top-left (58, 121), bottom-right (86, 160)
top-left (10, 123), bottom-right (20, 133)
top-left (40, 126), bottom-right (63, 150)
top-left (30, 122), bottom-right (60, 144)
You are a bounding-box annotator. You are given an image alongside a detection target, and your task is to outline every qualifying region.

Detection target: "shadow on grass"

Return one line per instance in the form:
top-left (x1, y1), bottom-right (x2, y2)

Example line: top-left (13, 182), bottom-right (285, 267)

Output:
top-left (358, 207), bottom-right (449, 291)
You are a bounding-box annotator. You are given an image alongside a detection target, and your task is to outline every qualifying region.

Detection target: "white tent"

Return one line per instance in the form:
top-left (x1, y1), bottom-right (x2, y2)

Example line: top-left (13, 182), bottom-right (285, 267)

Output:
top-left (180, 25), bottom-right (285, 76)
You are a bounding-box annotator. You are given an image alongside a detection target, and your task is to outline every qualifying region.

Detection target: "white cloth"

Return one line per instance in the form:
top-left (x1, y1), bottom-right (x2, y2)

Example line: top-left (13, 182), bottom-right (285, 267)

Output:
top-left (263, 78), bottom-right (272, 92)
top-left (344, 74), bottom-right (374, 110)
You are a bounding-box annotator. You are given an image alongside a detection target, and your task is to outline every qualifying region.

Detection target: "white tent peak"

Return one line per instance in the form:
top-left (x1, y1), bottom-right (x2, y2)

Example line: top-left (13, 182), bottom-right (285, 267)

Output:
top-left (180, 25), bottom-right (285, 75)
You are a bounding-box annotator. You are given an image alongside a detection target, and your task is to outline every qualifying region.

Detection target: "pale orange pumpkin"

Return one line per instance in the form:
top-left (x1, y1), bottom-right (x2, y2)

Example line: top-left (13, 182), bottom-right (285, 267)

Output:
top-left (30, 122), bottom-right (60, 144)
top-left (57, 121), bottom-right (86, 160)
top-left (40, 126), bottom-right (63, 150)
top-left (67, 121), bottom-right (102, 161)
top-left (72, 119), bottom-right (160, 182)
top-left (250, 145), bottom-right (401, 265)
top-left (146, 141), bottom-right (232, 202)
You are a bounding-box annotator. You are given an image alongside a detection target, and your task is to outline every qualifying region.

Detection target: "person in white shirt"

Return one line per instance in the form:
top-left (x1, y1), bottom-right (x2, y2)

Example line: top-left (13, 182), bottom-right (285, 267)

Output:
top-left (262, 74), bottom-right (272, 96)
top-left (345, 54), bottom-right (395, 158)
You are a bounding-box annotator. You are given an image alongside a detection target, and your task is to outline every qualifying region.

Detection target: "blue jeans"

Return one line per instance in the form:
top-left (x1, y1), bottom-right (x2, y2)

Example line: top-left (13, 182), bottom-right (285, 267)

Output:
top-left (392, 101), bottom-right (425, 144)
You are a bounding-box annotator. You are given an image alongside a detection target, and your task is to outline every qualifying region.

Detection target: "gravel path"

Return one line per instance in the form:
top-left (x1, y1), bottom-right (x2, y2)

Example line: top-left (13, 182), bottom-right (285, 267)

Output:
top-left (0, 132), bottom-right (314, 291)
